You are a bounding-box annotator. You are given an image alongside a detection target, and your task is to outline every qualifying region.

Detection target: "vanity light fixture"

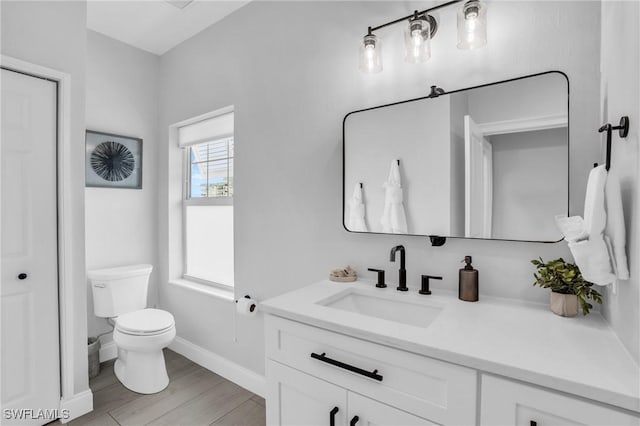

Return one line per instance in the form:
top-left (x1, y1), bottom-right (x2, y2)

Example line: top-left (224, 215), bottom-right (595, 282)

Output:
top-left (359, 28), bottom-right (383, 73)
top-left (457, 0), bottom-right (487, 50)
top-left (359, 0), bottom-right (487, 74)
top-left (404, 12), bottom-right (437, 63)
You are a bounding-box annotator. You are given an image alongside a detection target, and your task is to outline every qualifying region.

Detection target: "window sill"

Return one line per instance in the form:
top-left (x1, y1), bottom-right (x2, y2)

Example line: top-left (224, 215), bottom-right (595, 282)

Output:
top-left (168, 278), bottom-right (235, 302)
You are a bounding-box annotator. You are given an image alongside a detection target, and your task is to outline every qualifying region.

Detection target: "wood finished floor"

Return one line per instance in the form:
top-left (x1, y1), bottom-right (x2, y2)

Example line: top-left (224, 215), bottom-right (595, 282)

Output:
top-left (66, 349), bottom-right (265, 426)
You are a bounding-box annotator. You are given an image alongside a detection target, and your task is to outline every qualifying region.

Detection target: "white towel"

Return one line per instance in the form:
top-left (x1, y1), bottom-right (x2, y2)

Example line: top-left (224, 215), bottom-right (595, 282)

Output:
top-left (584, 165), bottom-right (607, 237)
top-left (380, 160), bottom-right (408, 234)
top-left (347, 183), bottom-right (368, 232)
top-left (604, 173), bottom-right (629, 280)
top-left (554, 214), bottom-right (588, 242)
top-left (568, 238), bottom-right (616, 287)
top-left (564, 165), bottom-right (616, 287)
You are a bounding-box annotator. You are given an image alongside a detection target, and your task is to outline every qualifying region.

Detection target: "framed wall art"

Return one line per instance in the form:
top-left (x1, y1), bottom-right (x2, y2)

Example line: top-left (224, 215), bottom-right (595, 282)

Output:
top-left (85, 130), bottom-right (143, 189)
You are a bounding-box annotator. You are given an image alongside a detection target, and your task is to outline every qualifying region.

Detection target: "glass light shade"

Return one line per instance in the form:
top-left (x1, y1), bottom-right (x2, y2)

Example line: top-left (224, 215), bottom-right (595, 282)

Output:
top-left (404, 17), bottom-right (431, 63)
top-left (457, 0), bottom-right (487, 50)
top-left (359, 34), bottom-right (382, 74)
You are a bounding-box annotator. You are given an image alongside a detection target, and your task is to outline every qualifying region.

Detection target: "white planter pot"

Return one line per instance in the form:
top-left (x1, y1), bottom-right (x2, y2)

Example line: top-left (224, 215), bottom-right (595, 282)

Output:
top-left (550, 292), bottom-right (578, 317)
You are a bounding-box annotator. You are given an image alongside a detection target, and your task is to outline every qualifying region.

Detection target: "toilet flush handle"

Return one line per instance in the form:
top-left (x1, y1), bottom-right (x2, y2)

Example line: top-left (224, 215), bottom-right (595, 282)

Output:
top-left (93, 283), bottom-right (106, 288)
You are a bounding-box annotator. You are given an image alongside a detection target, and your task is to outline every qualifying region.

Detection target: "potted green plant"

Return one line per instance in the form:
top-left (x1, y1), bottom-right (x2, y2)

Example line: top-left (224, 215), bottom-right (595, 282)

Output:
top-left (531, 257), bottom-right (603, 317)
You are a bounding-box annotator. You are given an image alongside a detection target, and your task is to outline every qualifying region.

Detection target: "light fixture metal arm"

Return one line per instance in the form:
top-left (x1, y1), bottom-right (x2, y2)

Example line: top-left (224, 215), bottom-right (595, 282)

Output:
top-left (368, 0), bottom-right (464, 33)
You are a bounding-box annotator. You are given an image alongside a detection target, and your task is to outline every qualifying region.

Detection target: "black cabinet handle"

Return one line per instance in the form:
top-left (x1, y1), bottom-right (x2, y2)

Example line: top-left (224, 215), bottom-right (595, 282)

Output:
top-left (17, 273), bottom-right (27, 280)
top-left (530, 422), bottom-right (537, 426)
top-left (310, 352), bottom-right (383, 381)
top-left (329, 407), bottom-right (339, 426)
top-left (350, 416), bottom-right (359, 426)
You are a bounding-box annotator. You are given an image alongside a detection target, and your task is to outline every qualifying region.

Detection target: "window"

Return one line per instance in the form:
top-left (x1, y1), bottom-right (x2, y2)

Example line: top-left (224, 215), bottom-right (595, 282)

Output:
top-left (179, 109), bottom-right (234, 288)
top-left (189, 139), bottom-right (234, 198)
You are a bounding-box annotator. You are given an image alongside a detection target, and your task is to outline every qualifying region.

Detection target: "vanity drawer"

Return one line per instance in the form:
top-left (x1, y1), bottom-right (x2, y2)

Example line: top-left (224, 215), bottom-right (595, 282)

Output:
top-left (480, 375), bottom-right (640, 426)
top-left (265, 315), bottom-right (477, 425)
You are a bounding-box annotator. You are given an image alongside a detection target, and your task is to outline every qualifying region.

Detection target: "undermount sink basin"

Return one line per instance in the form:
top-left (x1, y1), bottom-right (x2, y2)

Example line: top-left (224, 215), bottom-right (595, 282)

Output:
top-left (317, 288), bottom-right (443, 328)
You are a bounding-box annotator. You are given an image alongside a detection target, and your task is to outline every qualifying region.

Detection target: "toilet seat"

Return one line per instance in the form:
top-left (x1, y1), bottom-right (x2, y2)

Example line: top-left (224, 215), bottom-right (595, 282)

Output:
top-left (116, 308), bottom-right (175, 336)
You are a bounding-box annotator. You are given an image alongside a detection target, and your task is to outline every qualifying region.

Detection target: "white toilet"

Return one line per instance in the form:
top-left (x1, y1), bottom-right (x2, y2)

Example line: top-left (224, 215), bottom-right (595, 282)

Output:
top-left (88, 264), bottom-right (176, 394)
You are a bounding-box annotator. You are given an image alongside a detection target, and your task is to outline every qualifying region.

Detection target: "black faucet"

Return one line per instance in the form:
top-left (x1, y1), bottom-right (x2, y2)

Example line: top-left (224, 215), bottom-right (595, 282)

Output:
top-left (390, 245), bottom-right (407, 291)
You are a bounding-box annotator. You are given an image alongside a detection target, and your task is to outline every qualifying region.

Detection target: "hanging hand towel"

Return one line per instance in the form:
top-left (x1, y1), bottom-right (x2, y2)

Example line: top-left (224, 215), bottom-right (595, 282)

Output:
top-left (568, 237), bottom-right (616, 287)
top-left (347, 183), bottom-right (368, 232)
top-left (565, 165), bottom-right (616, 287)
top-left (583, 165), bottom-right (607, 237)
top-left (604, 172), bottom-right (629, 280)
top-left (380, 160), bottom-right (408, 234)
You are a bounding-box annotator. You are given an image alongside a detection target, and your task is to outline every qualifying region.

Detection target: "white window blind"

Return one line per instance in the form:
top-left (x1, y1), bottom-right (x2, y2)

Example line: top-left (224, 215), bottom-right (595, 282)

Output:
top-left (178, 112), bottom-right (234, 147)
top-left (185, 205), bottom-right (234, 286)
top-left (188, 138), bottom-right (234, 199)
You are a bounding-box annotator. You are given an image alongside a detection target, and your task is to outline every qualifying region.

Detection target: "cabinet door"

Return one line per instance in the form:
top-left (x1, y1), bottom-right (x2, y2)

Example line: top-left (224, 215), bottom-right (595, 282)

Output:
top-left (481, 375), bottom-right (640, 426)
top-left (348, 393), bottom-right (436, 426)
top-left (266, 360), bottom-right (347, 426)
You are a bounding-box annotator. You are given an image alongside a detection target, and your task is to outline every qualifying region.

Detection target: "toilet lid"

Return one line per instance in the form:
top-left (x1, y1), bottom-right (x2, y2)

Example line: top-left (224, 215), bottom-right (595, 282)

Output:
top-left (116, 309), bottom-right (175, 335)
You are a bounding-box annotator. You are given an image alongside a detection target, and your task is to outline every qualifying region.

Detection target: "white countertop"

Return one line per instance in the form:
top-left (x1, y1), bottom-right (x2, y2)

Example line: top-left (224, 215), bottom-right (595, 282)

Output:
top-left (260, 280), bottom-right (640, 413)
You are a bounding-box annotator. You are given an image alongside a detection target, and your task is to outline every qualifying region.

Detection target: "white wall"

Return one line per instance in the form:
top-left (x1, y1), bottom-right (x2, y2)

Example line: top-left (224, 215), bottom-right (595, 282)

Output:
top-left (599, 0), bottom-right (640, 364)
top-left (158, 1), bottom-right (601, 377)
top-left (467, 72), bottom-right (567, 124)
top-left (85, 30), bottom-right (160, 340)
top-left (1, 0), bottom-right (89, 395)
top-left (344, 97), bottom-right (452, 235)
top-left (490, 128), bottom-right (567, 241)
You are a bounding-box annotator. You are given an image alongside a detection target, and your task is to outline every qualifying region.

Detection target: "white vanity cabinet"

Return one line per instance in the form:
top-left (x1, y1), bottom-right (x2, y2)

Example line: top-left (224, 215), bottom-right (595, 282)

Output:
top-left (266, 360), bottom-right (348, 426)
top-left (264, 314), bottom-right (640, 426)
top-left (265, 315), bottom-right (477, 426)
top-left (348, 391), bottom-right (437, 426)
top-left (481, 375), bottom-right (640, 426)
top-left (267, 360), bottom-right (435, 426)
top-left (261, 281), bottom-right (640, 426)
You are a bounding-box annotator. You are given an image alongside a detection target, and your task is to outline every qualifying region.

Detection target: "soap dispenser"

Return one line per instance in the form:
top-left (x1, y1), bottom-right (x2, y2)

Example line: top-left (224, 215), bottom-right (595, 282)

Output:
top-left (459, 256), bottom-right (478, 302)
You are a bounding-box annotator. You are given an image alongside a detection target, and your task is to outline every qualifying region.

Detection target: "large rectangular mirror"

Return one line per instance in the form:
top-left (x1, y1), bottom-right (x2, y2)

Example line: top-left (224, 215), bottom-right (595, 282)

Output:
top-left (343, 71), bottom-right (569, 243)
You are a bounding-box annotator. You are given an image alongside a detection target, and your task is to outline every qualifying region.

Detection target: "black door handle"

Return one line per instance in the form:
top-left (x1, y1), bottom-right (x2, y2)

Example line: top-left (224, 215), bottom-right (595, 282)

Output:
top-left (329, 407), bottom-right (339, 426)
top-left (17, 273), bottom-right (28, 280)
top-left (350, 416), bottom-right (359, 426)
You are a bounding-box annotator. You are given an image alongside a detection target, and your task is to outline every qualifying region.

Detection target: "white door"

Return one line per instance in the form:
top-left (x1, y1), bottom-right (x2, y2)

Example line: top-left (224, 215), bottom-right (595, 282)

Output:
top-left (464, 115), bottom-right (493, 238)
top-left (347, 393), bottom-right (436, 426)
top-left (266, 360), bottom-right (347, 426)
top-left (1, 68), bottom-right (60, 425)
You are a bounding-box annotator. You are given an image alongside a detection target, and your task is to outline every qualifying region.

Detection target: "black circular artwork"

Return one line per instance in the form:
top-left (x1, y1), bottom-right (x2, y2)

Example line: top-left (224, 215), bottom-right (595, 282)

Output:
top-left (90, 141), bottom-right (135, 182)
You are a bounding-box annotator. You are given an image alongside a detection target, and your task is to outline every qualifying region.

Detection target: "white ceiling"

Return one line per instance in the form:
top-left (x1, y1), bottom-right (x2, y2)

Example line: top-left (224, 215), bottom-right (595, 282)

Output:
top-left (87, 1), bottom-right (250, 56)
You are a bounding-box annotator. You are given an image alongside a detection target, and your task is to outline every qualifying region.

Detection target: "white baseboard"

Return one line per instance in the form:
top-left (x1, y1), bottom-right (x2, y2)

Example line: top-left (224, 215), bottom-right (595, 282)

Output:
top-left (59, 389), bottom-right (93, 423)
top-left (99, 340), bottom-right (118, 362)
top-left (169, 336), bottom-right (266, 397)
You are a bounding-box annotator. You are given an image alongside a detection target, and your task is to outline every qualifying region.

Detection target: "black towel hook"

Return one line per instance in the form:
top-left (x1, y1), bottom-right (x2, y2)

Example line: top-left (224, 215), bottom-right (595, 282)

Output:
top-left (597, 116), bottom-right (629, 171)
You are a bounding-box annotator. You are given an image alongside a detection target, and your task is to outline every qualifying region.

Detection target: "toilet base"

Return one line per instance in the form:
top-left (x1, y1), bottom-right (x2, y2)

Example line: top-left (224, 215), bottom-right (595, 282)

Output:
top-left (114, 349), bottom-right (170, 394)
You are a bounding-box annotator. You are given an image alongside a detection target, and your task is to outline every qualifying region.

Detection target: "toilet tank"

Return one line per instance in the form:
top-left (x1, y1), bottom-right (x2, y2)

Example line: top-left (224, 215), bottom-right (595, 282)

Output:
top-left (88, 264), bottom-right (153, 318)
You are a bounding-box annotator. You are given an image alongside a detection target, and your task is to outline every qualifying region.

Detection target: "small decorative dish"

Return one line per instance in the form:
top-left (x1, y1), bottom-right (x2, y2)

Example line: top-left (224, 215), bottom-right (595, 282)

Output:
top-left (329, 266), bottom-right (357, 282)
top-left (329, 275), bottom-right (357, 283)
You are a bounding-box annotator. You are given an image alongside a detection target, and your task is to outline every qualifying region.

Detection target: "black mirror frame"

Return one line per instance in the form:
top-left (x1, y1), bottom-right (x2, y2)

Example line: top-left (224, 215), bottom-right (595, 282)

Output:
top-left (342, 70), bottom-right (570, 244)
